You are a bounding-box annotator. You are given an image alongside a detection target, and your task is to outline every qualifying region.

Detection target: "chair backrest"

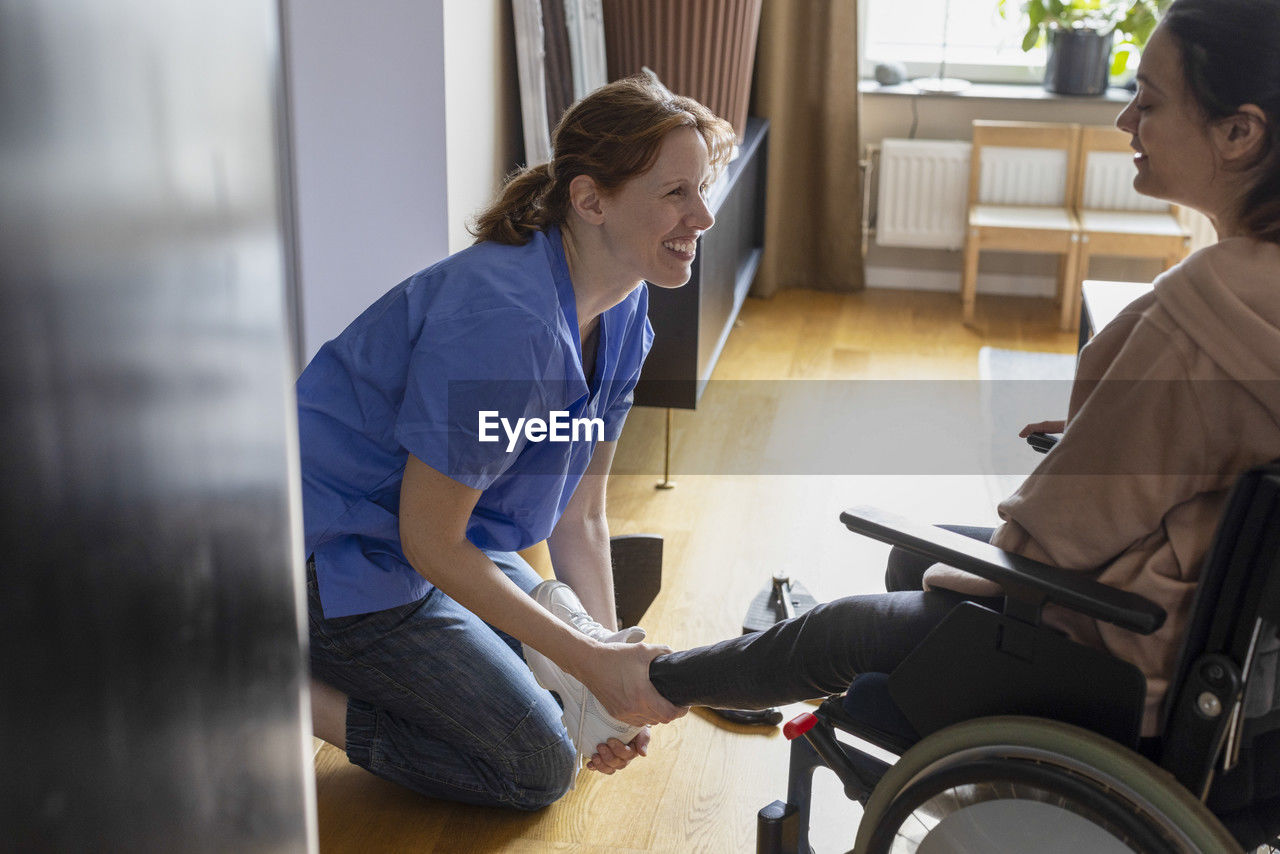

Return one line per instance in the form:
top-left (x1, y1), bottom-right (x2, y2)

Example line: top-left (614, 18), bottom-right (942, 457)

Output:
top-left (1159, 462), bottom-right (1280, 848)
top-left (1077, 125), bottom-right (1171, 214)
top-left (968, 120), bottom-right (1081, 208)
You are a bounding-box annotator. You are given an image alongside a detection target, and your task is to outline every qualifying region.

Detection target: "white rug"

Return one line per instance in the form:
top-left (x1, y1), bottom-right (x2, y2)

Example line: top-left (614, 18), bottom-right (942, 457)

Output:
top-left (979, 346), bottom-right (1077, 382)
top-left (978, 346), bottom-right (1077, 504)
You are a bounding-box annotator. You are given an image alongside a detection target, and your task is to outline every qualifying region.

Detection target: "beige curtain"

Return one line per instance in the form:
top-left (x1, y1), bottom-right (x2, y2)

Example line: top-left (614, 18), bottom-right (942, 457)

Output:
top-left (751, 0), bottom-right (862, 296)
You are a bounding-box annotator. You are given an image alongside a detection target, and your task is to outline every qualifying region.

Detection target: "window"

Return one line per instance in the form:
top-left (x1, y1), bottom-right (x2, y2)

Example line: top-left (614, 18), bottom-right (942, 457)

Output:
top-left (861, 0), bottom-right (1048, 85)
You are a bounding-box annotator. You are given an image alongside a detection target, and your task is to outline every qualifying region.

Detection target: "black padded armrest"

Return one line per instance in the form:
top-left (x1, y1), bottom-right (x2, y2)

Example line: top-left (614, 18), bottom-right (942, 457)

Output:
top-left (840, 506), bottom-right (1166, 635)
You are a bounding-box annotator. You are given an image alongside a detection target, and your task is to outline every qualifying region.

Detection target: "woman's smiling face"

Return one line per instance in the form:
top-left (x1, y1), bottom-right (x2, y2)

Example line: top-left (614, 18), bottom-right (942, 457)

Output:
top-left (596, 126), bottom-right (716, 290)
top-left (1115, 24), bottom-right (1221, 216)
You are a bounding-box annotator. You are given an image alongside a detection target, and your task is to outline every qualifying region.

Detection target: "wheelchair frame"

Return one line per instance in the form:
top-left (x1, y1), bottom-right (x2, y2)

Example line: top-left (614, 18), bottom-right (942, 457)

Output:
top-left (757, 462), bottom-right (1280, 853)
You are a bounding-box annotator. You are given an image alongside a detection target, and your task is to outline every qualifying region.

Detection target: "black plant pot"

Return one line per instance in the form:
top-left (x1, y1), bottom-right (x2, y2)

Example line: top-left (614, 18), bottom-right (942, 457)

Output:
top-left (1044, 27), bottom-right (1112, 96)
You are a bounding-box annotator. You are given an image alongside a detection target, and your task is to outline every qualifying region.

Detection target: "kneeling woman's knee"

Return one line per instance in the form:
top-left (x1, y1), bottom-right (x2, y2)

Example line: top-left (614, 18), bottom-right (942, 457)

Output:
top-left (502, 701), bottom-right (578, 810)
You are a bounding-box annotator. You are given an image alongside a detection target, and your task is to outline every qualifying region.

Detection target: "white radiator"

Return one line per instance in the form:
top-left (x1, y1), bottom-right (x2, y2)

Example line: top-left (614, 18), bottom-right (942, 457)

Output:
top-left (1080, 152), bottom-right (1166, 211)
top-left (876, 139), bottom-right (971, 250)
top-left (1083, 151), bottom-right (1217, 252)
top-left (977, 146), bottom-right (1070, 205)
top-left (874, 139), bottom-right (1205, 253)
top-left (876, 139), bottom-right (1073, 250)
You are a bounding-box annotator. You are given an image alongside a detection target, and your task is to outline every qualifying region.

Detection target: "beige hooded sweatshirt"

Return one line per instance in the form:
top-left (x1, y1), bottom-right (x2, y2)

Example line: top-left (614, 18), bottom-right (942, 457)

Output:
top-left (925, 238), bottom-right (1280, 736)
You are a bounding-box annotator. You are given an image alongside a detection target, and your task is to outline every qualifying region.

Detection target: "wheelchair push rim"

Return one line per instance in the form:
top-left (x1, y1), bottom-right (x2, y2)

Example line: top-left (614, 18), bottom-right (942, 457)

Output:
top-left (852, 716), bottom-right (1243, 854)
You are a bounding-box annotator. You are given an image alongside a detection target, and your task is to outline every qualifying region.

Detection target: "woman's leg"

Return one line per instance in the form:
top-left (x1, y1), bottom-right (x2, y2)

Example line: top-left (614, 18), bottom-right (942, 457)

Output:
top-left (307, 553), bottom-right (576, 811)
top-left (309, 675), bottom-right (349, 750)
top-left (883, 525), bottom-right (996, 592)
top-left (649, 588), bottom-right (1001, 710)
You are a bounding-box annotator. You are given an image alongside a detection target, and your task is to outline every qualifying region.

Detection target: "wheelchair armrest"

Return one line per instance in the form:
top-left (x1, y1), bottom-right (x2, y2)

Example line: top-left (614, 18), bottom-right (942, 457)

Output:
top-left (840, 506), bottom-right (1166, 635)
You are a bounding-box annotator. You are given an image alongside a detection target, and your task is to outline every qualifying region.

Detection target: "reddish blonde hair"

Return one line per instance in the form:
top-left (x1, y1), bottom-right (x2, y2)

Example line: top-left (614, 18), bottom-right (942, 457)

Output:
top-left (471, 75), bottom-right (736, 245)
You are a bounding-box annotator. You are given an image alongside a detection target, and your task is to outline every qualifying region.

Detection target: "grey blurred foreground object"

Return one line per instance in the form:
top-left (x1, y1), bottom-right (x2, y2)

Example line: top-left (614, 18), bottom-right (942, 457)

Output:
top-left (1, 1), bottom-right (316, 851)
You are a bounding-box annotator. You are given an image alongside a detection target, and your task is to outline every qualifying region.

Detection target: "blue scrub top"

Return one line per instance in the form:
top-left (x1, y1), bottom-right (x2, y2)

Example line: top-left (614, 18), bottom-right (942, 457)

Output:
top-left (298, 226), bottom-right (654, 618)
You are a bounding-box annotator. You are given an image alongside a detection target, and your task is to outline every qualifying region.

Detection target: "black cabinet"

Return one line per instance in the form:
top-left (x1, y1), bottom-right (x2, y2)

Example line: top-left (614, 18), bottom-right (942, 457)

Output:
top-left (636, 117), bottom-right (768, 410)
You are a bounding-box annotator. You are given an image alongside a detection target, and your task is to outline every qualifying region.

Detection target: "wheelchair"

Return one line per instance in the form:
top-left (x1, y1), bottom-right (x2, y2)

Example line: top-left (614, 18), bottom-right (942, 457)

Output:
top-left (757, 461), bottom-right (1280, 853)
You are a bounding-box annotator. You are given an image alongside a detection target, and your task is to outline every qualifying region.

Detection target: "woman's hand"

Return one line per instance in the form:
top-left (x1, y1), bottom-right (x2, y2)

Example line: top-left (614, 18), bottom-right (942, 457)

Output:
top-left (574, 640), bottom-right (688, 727)
top-left (1019, 419), bottom-right (1065, 438)
top-left (586, 728), bottom-right (651, 775)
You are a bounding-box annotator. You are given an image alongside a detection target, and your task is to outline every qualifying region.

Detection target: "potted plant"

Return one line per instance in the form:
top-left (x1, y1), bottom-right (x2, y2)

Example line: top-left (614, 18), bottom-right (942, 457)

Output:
top-left (998, 0), bottom-right (1170, 95)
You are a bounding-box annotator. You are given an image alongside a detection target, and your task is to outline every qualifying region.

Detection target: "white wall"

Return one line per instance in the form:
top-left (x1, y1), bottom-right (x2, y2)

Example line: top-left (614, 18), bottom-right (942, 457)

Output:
top-left (284, 1), bottom-right (523, 360)
top-left (443, 0), bottom-right (523, 254)
top-left (285, 0), bottom-right (450, 361)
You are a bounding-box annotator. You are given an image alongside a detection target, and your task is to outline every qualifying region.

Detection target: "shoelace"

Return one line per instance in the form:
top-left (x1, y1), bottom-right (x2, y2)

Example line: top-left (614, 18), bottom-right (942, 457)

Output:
top-left (567, 613), bottom-right (645, 644)
top-left (566, 610), bottom-right (609, 638)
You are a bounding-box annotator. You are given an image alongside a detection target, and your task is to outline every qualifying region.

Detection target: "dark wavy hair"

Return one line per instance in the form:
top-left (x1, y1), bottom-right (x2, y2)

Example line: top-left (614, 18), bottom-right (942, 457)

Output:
top-left (1163, 0), bottom-right (1280, 242)
top-left (470, 75), bottom-right (736, 245)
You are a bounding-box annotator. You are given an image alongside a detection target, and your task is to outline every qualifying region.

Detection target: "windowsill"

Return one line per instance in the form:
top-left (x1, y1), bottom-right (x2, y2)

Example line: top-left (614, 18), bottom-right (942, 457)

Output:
top-left (859, 79), bottom-right (1133, 104)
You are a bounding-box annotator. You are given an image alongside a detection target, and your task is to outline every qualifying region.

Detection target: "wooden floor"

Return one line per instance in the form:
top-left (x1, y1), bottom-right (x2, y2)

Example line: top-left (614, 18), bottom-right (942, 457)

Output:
top-left (313, 288), bottom-right (1078, 853)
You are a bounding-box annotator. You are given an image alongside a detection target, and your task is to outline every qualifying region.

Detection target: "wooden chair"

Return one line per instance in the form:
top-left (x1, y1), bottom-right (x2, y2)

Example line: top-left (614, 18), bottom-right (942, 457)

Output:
top-left (961, 120), bottom-right (1082, 328)
top-left (1066, 125), bottom-right (1191, 329)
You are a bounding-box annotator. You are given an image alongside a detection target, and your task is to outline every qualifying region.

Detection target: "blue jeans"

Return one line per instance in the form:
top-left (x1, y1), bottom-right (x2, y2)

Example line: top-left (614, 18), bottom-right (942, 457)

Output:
top-left (306, 552), bottom-right (576, 810)
top-left (649, 527), bottom-right (1001, 709)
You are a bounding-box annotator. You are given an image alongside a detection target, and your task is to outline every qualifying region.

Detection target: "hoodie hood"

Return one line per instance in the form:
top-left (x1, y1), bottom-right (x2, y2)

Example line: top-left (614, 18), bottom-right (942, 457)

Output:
top-left (1155, 238), bottom-right (1280, 398)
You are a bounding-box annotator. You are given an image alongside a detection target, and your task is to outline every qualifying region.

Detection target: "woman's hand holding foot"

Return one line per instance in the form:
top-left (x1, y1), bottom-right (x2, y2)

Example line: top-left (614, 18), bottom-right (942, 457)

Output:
top-left (578, 641), bottom-right (688, 727)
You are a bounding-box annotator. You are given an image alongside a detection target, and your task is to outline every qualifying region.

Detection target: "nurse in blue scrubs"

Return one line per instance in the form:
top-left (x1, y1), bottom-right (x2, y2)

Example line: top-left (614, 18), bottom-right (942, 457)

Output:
top-left (298, 76), bottom-right (736, 808)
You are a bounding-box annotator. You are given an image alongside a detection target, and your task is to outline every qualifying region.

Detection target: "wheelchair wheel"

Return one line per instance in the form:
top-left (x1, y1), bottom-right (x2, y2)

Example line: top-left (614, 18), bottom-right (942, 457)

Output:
top-left (853, 717), bottom-right (1242, 854)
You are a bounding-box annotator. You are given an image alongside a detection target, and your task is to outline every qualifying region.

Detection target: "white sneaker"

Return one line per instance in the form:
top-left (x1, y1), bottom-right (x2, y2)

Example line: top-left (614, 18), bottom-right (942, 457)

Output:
top-left (531, 579), bottom-right (646, 644)
top-left (524, 580), bottom-right (645, 763)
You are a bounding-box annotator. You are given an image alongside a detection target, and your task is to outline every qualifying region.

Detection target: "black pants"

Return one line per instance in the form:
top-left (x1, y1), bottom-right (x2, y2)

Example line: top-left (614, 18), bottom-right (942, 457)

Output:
top-left (648, 526), bottom-right (999, 709)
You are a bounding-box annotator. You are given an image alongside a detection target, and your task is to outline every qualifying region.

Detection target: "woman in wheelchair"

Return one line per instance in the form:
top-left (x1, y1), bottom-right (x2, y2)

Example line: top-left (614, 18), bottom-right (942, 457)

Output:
top-left (531, 0), bottom-right (1280, 848)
